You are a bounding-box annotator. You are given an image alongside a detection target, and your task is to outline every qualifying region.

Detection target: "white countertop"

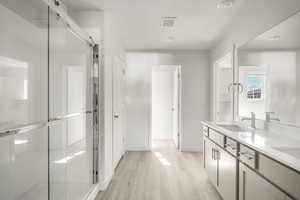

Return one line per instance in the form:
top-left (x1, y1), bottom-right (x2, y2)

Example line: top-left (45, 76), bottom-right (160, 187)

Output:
top-left (202, 121), bottom-right (300, 173)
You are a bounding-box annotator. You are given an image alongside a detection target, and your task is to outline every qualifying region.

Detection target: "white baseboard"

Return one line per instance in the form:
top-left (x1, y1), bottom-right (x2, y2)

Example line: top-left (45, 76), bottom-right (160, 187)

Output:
top-left (181, 146), bottom-right (203, 152)
top-left (126, 146), bottom-right (150, 151)
top-left (86, 184), bottom-right (101, 200)
top-left (99, 172), bottom-right (114, 191)
top-left (85, 171), bottom-right (115, 199)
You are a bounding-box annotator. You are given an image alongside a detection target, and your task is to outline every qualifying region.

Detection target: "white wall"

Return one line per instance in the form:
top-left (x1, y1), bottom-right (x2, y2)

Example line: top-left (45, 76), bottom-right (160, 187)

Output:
top-left (152, 69), bottom-right (174, 140)
top-left (126, 54), bottom-right (152, 150)
top-left (126, 50), bottom-right (210, 152)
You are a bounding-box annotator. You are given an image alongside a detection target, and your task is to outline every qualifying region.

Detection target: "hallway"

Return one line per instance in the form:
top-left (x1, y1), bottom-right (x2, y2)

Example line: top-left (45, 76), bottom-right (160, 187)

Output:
top-left (96, 141), bottom-right (222, 200)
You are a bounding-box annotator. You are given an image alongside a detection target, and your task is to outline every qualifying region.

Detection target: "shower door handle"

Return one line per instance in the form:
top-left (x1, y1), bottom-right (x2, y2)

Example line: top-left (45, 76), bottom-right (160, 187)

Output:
top-left (0, 121), bottom-right (48, 138)
top-left (114, 115), bottom-right (119, 119)
top-left (49, 112), bottom-right (81, 122)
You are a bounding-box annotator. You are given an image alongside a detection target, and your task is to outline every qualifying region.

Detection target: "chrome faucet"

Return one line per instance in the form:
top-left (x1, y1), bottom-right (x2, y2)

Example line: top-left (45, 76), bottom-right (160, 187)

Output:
top-left (265, 112), bottom-right (280, 122)
top-left (241, 112), bottom-right (256, 129)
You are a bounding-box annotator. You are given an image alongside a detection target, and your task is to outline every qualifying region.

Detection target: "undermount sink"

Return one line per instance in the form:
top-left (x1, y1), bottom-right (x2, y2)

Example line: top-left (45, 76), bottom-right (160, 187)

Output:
top-left (272, 147), bottom-right (300, 159)
top-left (216, 124), bottom-right (248, 132)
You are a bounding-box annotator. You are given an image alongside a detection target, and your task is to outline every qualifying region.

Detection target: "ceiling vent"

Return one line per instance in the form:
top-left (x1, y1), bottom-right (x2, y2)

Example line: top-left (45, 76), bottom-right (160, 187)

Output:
top-left (217, 0), bottom-right (234, 8)
top-left (161, 17), bottom-right (177, 28)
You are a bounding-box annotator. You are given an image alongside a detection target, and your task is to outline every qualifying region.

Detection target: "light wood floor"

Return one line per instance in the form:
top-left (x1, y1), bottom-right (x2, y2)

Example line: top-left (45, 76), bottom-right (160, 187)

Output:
top-left (96, 140), bottom-right (222, 200)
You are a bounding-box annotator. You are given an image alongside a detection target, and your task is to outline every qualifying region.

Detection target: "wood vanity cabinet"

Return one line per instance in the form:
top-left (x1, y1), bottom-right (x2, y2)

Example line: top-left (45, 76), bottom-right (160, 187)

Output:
top-left (204, 137), bottom-right (218, 187)
top-left (218, 147), bottom-right (237, 200)
top-left (203, 125), bottom-right (299, 200)
top-left (259, 155), bottom-right (300, 199)
top-left (204, 136), bottom-right (237, 200)
top-left (239, 163), bottom-right (286, 200)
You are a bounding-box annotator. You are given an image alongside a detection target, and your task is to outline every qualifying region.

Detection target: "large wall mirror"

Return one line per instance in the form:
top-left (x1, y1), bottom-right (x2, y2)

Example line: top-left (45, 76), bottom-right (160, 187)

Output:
top-left (238, 11), bottom-right (300, 126)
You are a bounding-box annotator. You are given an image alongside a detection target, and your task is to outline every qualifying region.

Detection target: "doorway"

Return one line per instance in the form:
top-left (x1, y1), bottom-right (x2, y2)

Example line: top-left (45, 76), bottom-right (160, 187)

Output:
top-left (151, 65), bottom-right (181, 150)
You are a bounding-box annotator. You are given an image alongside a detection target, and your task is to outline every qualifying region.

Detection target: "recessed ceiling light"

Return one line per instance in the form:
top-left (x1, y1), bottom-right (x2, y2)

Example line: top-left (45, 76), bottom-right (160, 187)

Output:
top-left (217, 0), bottom-right (234, 8)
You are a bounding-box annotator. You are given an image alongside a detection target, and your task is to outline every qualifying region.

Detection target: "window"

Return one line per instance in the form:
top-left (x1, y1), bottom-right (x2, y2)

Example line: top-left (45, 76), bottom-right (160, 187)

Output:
top-left (246, 75), bottom-right (265, 100)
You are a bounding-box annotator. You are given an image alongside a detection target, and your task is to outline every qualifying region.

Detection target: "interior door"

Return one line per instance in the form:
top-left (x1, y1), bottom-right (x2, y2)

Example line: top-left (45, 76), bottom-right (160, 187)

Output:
top-left (49, 10), bottom-right (94, 200)
top-left (112, 56), bottom-right (126, 169)
top-left (0, 0), bottom-right (49, 199)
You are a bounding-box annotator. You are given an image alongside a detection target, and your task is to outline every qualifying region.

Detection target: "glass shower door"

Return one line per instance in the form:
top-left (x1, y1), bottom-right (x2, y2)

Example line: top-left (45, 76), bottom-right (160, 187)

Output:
top-left (0, 0), bottom-right (49, 199)
top-left (48, 11), bottom-right (94, 200)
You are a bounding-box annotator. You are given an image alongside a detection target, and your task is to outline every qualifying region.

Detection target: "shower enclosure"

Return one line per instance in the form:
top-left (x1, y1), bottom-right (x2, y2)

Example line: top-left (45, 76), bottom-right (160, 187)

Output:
top-left (0, 0), bottom-right (99, 199)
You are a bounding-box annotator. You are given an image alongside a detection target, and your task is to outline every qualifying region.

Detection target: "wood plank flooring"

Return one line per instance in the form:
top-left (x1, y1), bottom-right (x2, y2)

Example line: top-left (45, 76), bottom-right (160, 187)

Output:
top-left (96, 140), bottom-right (222, 200)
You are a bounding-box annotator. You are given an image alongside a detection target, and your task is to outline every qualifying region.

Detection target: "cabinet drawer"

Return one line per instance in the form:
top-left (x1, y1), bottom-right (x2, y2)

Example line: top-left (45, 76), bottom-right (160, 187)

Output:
top-left (225, 137), bottom-right (238, 156)
top-left (203, 126), bottom-right (209, 136)
top-left (259, 154), bottom-right (300, 199)
top-left (239, 144), bottom-right (257, 169)
top-left (209, 129), bottom-right (225, 147)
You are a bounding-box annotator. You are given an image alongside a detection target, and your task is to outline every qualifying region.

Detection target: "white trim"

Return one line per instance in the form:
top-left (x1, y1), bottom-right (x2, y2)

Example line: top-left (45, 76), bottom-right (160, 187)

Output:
top-left (148, 70), bottom-right (152, 150)
top-left (126, 146), bottom-right (151, 151)
top-left (99, 172), bottom-right (114, 191)
top-left (178, 66), bottom-right (183, 151)
top-left (180, 146), bottom-right (203, 152)
top-left (85, 184), bottom-right (101, 200)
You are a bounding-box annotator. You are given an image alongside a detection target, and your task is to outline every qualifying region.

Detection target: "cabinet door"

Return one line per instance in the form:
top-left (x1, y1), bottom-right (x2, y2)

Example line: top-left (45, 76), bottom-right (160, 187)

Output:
top-left (218, 147), bottom-right (237, 200)
top-left (204, 138), bottom-right (218, 186)
top-left (239, 163), bottom-right (286, 200)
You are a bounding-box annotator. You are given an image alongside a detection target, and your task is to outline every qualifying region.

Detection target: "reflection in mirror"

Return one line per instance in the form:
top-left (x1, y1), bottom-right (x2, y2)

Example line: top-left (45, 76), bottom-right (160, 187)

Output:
top-left (0, 1), bottom-right (48, 199)
top-left (0, 0), bottom-right (48, 128)
top-left (238, 11), bottom-right (300, 126)
top-left (215, 53), bottom-right (234, 121)
top-left (49, 10), bottom-right (94, 200)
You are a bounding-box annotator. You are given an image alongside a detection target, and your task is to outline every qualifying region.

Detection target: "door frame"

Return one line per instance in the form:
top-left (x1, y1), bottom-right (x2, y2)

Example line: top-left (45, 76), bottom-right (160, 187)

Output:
top-left (149, 65), bottom-right (182, 150)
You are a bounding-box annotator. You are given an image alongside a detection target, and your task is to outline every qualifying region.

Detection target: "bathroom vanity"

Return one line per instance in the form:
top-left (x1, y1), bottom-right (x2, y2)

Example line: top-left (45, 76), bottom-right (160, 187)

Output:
top-left (208, 5), bottom-right (300, 200)
top-left (202, 122), bottom-right (300, 200)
